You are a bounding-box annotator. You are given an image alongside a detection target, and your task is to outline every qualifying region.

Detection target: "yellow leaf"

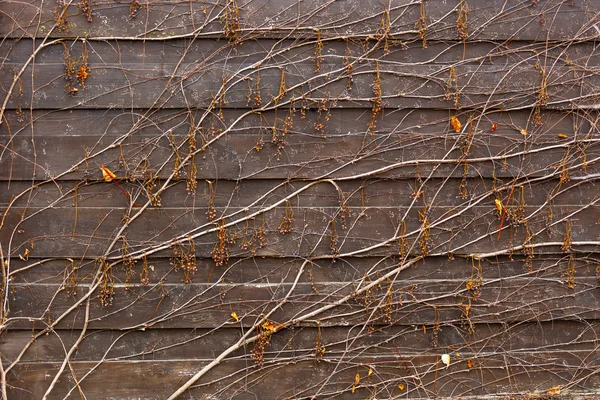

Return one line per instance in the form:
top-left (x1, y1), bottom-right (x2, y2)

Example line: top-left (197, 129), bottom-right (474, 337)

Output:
top-left (231, 311), bottom-right (239, 322)
top-left (558, 133), bottom-right (568, 139)
top-left (454, 353), bottom-right (460, 358)
top-left (520, 128), bottom-right (528, 135)
top-left (441, 353), bottom-right (451, 368)
top-left (354, 372), bottom-right (360, 385)
top-left (100, 166), bottom-right (116, 182)
top-left (398, 383), bottom-right (405, 390)
top-left (451, 116), bottom-right (462, 133)
top-left (262, 320), bottom-right (275, 332)
top-left (547, 385), bottom-right (561, 395)
top-left (494, 199), bottom-right (503, 213)
top-left (467, 359), bottom-right (475, 368)
top-left (367, 367), bottom-right (373, 377)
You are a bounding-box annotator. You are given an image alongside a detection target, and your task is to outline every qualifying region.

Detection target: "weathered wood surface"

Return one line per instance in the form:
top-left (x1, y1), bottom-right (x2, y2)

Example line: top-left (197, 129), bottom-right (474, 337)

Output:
top-left (2, 205), bottom-right (598, 258)
top-left (3, 177), bottom-right (599, 210)
top-left (5, 276), bottom-right (600, 329)
top-left (1, 0), bottom-right (598, 41)
top-left (8, 254), bottom-right (600, 285)
top-left (8, 352), bottom-right (600, 400)
top-left (4, 320), bottom-right (600, 362)
top-left (1, 58), bottom-right (598, 110)
top-left (2, 108), bottom-right (597, 180)
top-left (3, 1), bottom-right (600, 398)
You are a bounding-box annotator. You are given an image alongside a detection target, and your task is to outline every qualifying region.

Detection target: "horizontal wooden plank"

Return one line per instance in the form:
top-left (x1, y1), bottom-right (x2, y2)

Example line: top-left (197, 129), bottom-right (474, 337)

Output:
top-left (5, 275), bottom-right (600, 330)
top-left (4, 38), bottom-right (600, 69)
top-left (2, 57), bottom-right (597, 110)
top-left (5, 353), bottom-right (600, 399)
top-left (5, 108), bottom-right (587, 139)
top-left (8, 254), bottom-right (600, 286)
top-left (2, 111), bottom-right (597, 181)
top-left (3, 132), bottom-right (597, 181)
top-left (4, 320), bottom-right (600, 362)
top-left (2, 204), bottom-right (599, 259)
top-left (3, 176), bottom-right (599, 212)
top-left (1, 0), bottom-right (598, 41)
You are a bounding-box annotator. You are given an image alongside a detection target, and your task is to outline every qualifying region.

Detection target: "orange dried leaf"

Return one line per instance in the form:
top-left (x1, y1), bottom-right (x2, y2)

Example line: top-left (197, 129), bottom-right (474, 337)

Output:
top-left (520, 128), bottom-right (528, 135)
top-left (231, 311), bottom-right (239, 322)
top-left (557, 133), bottom-right (568, 139)
top-left (494, 199), bottom-right (503, 213)
top-left (101, 166), bottom-right (116, 182)
top-left (354, 373), bottom-right (360, 385)
top-left (398, 383), bottom-right (405, 390)
top-left (547, 385), bottom-right (561, 395)
top-left (467, 359), bottom-right (475, 368)
top-left (262, 320), bottom-right (275, 332)
top-left (367, 368), bottom-right (373, 377)
top-left (451, 116), bottom-right (462, 133)
top-left (491, 123), bottom-right (497, 132)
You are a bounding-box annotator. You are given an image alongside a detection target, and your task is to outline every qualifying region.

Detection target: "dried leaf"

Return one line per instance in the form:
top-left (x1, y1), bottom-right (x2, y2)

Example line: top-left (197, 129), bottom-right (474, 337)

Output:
top-left (451, 116), bottom-right (462, 133)
top-left (494, 199), bottom-right (503, 213)
top-left (441, 353), bottom-right (451, 368)
top-left (398, 383), bottom-right (405, 390)
top-left (520, 128), bottom-right (528, 135)
top-left (231, 311), bottom-right (239, 322)
top-left (557, 133), bottom-right (568, 139)
top-left (354, 372), bottom-right (360, 385)
top-left (467, 359), bottom-right (475, 368)
top-left (547, 385), bottom-right (561, 395)
top-left (491, 123), bottom-right (498, 132)
top-left (367, 368), bottom-right (373, 377)
top-left (262, 320), bottom-right (275, 332)
top-left (101, 166), bottom-right (116, 182)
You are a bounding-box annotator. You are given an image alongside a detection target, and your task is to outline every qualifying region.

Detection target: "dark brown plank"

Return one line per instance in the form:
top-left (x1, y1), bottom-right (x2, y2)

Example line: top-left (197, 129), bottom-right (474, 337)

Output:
top-left (5, 275), bottom-right (600, 330)
top-left (3, 38), bottom-right (600, 69)
top-left (2, 122), bottom-right (597, 181)
top-left (1, 0), bottom-right (598, 41)
top-left (2, 58), bottom-right (597, 110)
top-left (8, 254), bottom-right (600, 286)
top-left (6, 352), bottom-right (600, 399)
top-left (3, 176), bottom-right (599, 211)
top-left (4, 320), bottom-right (600, 363)
top-left (3, 108), bottom-right (595, 181)
top-left (2, 204), bottom-right (599, 258)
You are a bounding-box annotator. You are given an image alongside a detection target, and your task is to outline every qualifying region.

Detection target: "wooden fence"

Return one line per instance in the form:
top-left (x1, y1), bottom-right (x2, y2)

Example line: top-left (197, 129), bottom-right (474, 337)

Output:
top-left (1, 0), bottom-right (600, 398)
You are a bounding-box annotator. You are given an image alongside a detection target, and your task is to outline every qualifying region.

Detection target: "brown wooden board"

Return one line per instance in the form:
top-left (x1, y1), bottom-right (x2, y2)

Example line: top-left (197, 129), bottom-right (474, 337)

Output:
top-left (1, 0), bottom-right (598, 41)
top-left (3, 320), bottom-right (600, 362)
top-left (3, 38), bottom-right (600, 69)
top-left (5, 353), bottom-right (600, 399)
top-left (2, 129), bottom-right (598, 181)
top-left (7, 254), bottom-right (600, 286)
top-left (1, 59), bottom-right (597, 110)
top-left (2, 204), bottom-right (599, 258)
top-left (2, 108), bottom-right (595, 180)
top-left (4, 275), bottom-right (600, 330)
top-left (3, 177), bottom-right (599, 210)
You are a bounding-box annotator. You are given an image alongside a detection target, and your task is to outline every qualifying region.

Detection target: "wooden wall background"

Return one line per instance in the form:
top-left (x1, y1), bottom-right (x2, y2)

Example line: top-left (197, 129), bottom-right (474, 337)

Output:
top-left (1, 0), bottom-right (600, 398)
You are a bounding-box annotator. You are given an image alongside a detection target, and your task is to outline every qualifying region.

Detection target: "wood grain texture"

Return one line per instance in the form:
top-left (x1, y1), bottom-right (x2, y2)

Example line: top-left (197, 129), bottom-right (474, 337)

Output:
top-left (3, 1), bottom-right (600, 398)
top-left (1, 0), bottom-right (598, 41)
top-left (2, 205), bottom-right (599, 258)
